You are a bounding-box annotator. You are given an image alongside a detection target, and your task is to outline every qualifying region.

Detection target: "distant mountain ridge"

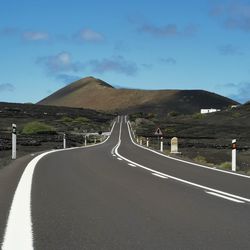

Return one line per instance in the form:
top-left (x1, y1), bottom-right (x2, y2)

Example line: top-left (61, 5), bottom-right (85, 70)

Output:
top-left (38, 76), bottom-right (239, 114)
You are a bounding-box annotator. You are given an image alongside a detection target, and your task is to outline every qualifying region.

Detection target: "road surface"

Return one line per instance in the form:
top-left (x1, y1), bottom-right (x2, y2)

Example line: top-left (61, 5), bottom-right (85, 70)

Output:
top-left (0, 116), bottom-right (250, 249)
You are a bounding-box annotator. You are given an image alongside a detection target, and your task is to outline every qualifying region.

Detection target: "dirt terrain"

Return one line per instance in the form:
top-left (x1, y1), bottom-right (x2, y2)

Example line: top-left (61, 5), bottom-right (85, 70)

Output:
top-left (38, 76), bottom-right (238, 114)
top-left (129, 103), bottom-right (250, 174)
top-left (0, 102), bottom-right (115, 169)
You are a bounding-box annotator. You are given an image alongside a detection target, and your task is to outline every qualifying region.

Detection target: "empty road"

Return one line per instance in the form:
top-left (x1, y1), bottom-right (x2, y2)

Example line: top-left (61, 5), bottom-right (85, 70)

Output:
top-left (0, 116), bottom-right (250, 249)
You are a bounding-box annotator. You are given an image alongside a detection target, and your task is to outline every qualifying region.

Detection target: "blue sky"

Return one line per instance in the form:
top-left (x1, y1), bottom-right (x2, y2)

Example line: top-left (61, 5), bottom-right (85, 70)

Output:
top-left (1, 0), bottom-right (250, 103)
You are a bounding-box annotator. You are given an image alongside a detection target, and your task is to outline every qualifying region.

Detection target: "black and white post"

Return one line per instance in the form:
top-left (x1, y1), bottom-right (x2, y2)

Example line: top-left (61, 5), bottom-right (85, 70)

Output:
top-left (12, 123), bottom-right (17, 160)
top-left (160, 137), bottom-right (163, 152)
top-left (63, 133), bottom-right (66, 149)
top-left (146, 138), bottom-right (149, 147)
top-left (232, 139), bottom-right (237, 172)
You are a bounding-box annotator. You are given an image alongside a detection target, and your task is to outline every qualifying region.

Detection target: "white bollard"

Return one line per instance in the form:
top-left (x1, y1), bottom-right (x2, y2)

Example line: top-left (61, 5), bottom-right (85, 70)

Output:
top-left (160, 137), bottom-right (163, 152)
top-left (12, 124), bottom-right (17, 159)
top-left (140, 139), bottom-right (142, 145)
top-left (63, 133), bottom-right (66, 149)
top-left (146, 138), bottom-right (149, 147)
top-left (136, 137), bottom-right (139, 143)
top-left (232, 139), bottom-right (237, 171)
top-left (94, 138), bottom-right (96, 144)
top-left (84, 135), bottom-right (87, 146)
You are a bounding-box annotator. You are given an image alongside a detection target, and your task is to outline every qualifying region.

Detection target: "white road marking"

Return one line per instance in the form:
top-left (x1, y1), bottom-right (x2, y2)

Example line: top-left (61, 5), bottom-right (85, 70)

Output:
top-left (113, 119), bottom-right (250, 204)
top-left (152, 173), bottom-right (168, 179)
top-left (117, 158), bottom-right (122, 161)
top-left (127, 121), bottom-right (250, 179)
top-left (128, 163), bottom-right (136, 167)
top-left (206, 191), bottom-right (245, 203)
top-left (2, 122), bottom-right (117, 250)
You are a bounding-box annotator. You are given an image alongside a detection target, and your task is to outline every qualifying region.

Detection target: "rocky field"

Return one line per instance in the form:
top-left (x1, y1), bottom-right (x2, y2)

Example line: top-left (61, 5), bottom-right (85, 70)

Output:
top-left (0, 102), bottom-right (115, 169)
top-left (129, 103), bottom-right (250, 175)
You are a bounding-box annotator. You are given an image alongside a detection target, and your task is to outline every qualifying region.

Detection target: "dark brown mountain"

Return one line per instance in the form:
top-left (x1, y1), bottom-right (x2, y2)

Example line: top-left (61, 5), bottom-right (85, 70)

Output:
top-left (38, 76), bottom-right (239, 114)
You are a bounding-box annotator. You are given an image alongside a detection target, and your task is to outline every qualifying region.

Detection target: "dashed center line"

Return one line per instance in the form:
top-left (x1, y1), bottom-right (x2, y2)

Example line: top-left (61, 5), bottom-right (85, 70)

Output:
top-left (128, 163), bottom-right (136, 167)
top-left (152, 173), bottom-right (168, 179)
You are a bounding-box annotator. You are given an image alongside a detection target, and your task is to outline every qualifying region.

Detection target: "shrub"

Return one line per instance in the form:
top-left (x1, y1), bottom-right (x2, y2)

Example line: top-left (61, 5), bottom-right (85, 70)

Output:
top-left (219, 162), bottom-right (231, 170)
top-left (168, 111), bottom-right (179, 117)
top-left (192, 113), bottom-right (204, 119)
top-left (73, 117), bottom-right (90, 124)
top-left (22, 121), bottom-right (55, 134)
top-left (232, 112), bottom-right (241, 118)
top-left (194, 155), bottom-right (207, 164)
top-left (60, 116), bottom-right (73, 123)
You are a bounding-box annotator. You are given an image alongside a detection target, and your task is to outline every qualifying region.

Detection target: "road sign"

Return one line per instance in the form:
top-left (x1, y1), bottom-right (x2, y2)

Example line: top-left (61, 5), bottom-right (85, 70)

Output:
top-left (154, 127), bottom-right (163, 136)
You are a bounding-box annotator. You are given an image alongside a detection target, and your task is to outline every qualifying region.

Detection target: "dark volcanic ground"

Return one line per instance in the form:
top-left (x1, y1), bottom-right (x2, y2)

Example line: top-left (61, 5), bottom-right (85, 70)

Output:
top-left (0, 102), bottom-right (115, 169)
top-left (129, 103), bottom-right (250, 175)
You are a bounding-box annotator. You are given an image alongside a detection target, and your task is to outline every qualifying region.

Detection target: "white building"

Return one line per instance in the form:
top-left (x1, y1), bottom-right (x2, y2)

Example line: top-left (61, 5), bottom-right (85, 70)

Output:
top-left (200, 108), bottom-right (221, 114)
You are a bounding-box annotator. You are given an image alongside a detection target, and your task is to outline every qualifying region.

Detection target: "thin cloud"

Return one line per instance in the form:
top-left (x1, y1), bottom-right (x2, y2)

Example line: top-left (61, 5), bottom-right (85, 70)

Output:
top-left (210, 1), bottom-right (250, 32)
top-left (73, 28), bottom-right (104, 42)
top-left (87, 56), bottom-right (138, 76)
top-left (22, 31), bottom-right (49, 41)
top-left (36, 51), bottom-right (83, 74)
top-left (0, 83), bottom-right (15, 92)
top-left (138, 23), bottom-right (197, 38)
top-left (0, 27), bottom-right (19, 36)
top-left (218, 82), bottom-right (250, 103)
top-left (159, 57), bottom-right (177, 64)
top-left (218, 44), bottom-right (243, 56)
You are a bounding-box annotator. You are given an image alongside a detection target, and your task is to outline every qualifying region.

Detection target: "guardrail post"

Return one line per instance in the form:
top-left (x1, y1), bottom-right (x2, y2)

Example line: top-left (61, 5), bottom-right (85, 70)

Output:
top-left (12, 124), bottom-right (17, 159)
top-left (232, 139), bottom-right (236, 171)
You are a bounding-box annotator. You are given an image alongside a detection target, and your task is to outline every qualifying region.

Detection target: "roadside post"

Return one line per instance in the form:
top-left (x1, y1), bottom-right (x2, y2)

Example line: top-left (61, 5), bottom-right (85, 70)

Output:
top-left (12, 124), bottom-right (17, 160)
top-left (232, 139), bottom-right (237, 171)
top-left (140, 138), bottom-right (142, 145)
top-left (146, 138), bottom-right (149, 147)
top-left (94, 138), bottom-right (96, 144)
top-left (83, 130), bottom-right (87, 146)
top-left (160, 137), bottom-right (163, 152)
top-left (136, 137), bottom-right (139, 143)
top-left (63, 133), bottom-right (66, 149)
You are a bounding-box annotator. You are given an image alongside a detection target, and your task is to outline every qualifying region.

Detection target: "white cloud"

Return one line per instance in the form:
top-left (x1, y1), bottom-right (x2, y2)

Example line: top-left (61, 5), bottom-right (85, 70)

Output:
top-left (22, 31), bottom-right (49, 41)
top-left (74, 28), bottom-right (104, 42)
top-left (36, 51), bottom-right (82, 74)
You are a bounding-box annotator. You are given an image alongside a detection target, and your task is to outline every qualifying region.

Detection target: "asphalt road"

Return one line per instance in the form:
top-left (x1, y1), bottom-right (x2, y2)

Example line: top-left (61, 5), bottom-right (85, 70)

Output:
top-left (0, 116), bottom-right (250, 249)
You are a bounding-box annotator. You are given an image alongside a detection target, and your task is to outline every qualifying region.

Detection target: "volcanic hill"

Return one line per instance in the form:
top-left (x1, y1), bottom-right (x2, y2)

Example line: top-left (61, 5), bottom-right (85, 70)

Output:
top-left (38, 77), bottom-right (238, 114)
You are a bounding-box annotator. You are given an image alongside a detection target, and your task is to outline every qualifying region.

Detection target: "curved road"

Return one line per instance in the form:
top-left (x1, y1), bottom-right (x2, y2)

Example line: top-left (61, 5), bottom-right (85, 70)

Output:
top-left (1, 116), bottom-right (250, 249)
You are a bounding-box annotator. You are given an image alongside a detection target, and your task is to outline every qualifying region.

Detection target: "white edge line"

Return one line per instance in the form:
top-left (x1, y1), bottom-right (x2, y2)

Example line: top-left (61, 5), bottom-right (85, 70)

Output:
top-left (127, 121), bottom-right (250, 179)
top-left (152, 173), bottom-right (168, 179)
top-left (206, 191), bottom-right (245, 203)
top-left (2, 121), bottom-right (117, 250)
top-left (114, 121), bottom-right (250, 203)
